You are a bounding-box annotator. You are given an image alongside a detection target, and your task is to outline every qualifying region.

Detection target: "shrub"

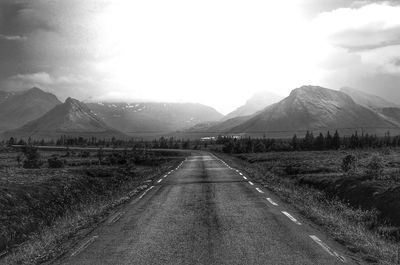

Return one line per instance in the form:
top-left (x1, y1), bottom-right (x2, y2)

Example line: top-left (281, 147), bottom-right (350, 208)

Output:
top-left (22, 146), bottom-right (42, 169)
top-left (48, 155), bottom-right (65, 168)
top-left (80, 151), bottom-right (90, 158)
top-left (366, 154), bottom-right (384, 180)
top-left (341, 154), bottom-right (357, 174)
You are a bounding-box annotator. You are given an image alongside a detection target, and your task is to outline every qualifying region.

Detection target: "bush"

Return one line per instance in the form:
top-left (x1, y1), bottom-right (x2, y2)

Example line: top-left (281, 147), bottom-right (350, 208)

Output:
top-left (22, 146), bottom-right (42, 169)
top-left (80, 151), bottom-right (90, 158)
top-left (341, 154), bottom-right (357, 174)
top-left (48, 155), bottom-right (65, 168)
top-left (366, 155), bottom-right (384, 180)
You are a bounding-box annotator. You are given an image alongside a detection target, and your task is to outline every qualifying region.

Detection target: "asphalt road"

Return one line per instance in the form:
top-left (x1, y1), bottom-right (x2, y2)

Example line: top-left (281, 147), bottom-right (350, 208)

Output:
top-left (53, 152), bottom-right (358, 265)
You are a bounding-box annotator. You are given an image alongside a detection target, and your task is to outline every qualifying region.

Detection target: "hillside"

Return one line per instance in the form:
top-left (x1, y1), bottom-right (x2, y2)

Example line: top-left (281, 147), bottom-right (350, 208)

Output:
top-left (0, 87), bottom-right (61, 131)
top-left (4, 98), bottom-right (124, 140)
top-left (229, 86), bottom-right (398, 134)
top-left (87, 102), bottom-right (223, 135)
top-left (222, 91), bottom-right (283, 121)
top-left (340, 87), bottom-right (398, 109)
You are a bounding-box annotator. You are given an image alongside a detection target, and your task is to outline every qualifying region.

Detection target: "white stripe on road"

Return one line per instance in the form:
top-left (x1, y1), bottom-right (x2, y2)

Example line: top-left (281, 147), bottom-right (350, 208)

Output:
top-left (282, 211), bottom-right (302, 225)
top-left (309, 236), bottom-right (347, 263)
top-left (108, 212), bottom-right (125, 225)
top-left (267, 198), bottom-right (278, 206)
top-left (239, 172), bottom-right (243, 176)
top-left (138, 186), bottom-right (154, 200)
top-left (243, 176), bottom-right (247, 180)
top-left (256, 188), bottom-right (264, 193)
top-left (157, 179), bottom-right (162, 183)
top-left (163, 175), bottom-right (167, 178)
top-left (248, 181), bottom-right (254, 186)
top-left (71, 236), bottom-right (98, 257)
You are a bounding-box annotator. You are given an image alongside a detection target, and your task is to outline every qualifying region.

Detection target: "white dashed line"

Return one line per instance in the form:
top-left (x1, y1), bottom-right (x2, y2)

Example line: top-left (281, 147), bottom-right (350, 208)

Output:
top-left (255, 188), bottom-right (264, 193)
top-left (282, 211), bottom-right (302, 225)
top-left (71, 236), bottom-right (98, 257)
top-left (309, 236), bottom-right (347, 263)
top-left (138, 186), bottom-right (154, 200)
top-left (248, 181), bottom-right (254, 186)
top-left (108, 212), bottom-right (125, 224)
top-left (266, 198), bottom-right (278, 206)
top-left (239, 172), bottom-right (243, 176)
top-left (163, 175), bottom-right (167, 178)
top-left (157, 179), bottom-right (162, 183)
top-left (243, 176), bottom-right (247, 180)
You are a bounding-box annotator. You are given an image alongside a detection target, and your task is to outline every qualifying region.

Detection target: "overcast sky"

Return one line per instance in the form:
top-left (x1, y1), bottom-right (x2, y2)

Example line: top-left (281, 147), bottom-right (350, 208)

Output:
top-left (0, 0), bottom-right (399, 114)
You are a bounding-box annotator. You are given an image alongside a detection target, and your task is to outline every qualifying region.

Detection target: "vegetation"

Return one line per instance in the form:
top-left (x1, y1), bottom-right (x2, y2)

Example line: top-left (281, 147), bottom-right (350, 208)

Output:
top-left (0, 147), bottom-right (186, 265)
top-left (217, 150), bottom-right (400, 264)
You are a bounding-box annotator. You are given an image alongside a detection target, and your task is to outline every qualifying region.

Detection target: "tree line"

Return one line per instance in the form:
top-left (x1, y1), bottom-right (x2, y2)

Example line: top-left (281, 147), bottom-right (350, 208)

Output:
top-left (3, 130), bottom-right (400, 154)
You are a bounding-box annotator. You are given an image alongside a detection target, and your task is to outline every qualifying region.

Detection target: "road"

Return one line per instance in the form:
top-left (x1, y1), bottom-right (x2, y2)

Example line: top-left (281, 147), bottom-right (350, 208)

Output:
top-left (53, 152), bottom-right (358, 265)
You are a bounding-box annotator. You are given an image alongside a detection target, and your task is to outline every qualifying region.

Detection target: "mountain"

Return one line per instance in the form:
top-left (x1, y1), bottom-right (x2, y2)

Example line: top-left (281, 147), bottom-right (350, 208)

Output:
top-left (229, 86), bottom-right (398, 135)
top-left (340, 87), bottom-right (398, 109)
top-left (340, 87), bottom-right (400, 127)
top-left (4, 98), bottom-right (125, 139)
top-left (86, 102), bottom-right (223, 135)
top-left (0, 87), bottom-right (61, 131)
top-left (222, 91), bottom-right (283, 121)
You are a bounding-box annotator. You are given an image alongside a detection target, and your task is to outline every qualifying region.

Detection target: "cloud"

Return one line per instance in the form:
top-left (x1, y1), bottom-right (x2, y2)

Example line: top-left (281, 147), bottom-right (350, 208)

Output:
top-left (312, 3), bottom-right (400, 51)
top-left (0, 34), bottom-right (26, 41)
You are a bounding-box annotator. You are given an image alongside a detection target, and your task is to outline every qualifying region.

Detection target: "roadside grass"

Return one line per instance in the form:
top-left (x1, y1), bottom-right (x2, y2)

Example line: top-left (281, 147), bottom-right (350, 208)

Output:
top-left (216, 152), bottom-right (400, 265)
top-left (0, 150), bottom-right (182, 265)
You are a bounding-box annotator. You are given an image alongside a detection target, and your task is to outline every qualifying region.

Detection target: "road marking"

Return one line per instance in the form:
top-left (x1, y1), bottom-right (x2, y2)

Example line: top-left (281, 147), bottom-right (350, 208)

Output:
top-left (243, 176), bottom-right (247, 180)
top-left (282, 211), bottom-right (302, 225)
top-left (163, 175), bottom-right (167, 178)
top-left (235, 169), bottom-right (239, 172)
top-left (256, 188), bottom-right (264, 193)
top-left (267, 198), bottom-right (278, 206)
top-left (248, 181), bottom-right (254, 186)
top-left (71, 236), bottom-right (98, 257)
top-left (108, 212), bottom-right (125, 224)
top-left (157, 179), bottom-right (162, 183)
top-left (309, 236), bottom-right (347, 262)
top-left (138, 186), bottom-right (154, 199)
top-left (239, 172), bottom-right (243, 176)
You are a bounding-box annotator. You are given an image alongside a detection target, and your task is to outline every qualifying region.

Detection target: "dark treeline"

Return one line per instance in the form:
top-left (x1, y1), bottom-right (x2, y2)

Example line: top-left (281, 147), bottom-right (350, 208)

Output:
top-left (218, 131), bottom-right (400, 154)
top-left (3, 130), bottom-right (400, 154)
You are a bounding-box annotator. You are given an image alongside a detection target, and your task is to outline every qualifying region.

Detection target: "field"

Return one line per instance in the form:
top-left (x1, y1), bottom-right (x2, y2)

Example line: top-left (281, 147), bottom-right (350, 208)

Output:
top-left (217, 149), bottom-right (400, 264)
top-left (0, 146), bottom-right (187, 265)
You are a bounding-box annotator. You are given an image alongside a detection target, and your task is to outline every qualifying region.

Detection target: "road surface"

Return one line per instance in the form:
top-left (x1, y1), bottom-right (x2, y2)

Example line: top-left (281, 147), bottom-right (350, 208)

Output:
top-left (53, 152), bottom-right (358, 265)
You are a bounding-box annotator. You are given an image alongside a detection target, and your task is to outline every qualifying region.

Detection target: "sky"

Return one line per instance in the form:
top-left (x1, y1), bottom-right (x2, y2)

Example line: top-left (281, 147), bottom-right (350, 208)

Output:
top-left (0, 0), bottom-right (399, 114)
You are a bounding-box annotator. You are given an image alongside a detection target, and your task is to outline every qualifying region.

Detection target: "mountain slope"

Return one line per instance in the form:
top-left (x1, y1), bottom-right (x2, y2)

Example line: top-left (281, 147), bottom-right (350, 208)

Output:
top-left (340, 87), bottom-right (398, 109)
top-left (86, 102), bottom-right (223, 134)
top-left (4, 98), bottom-right (124, 139)
top-left (230, 86), bottom-right (398, 134)
top-left (222, 91), bottom-right (283, 121)
top-left (0, 87), bottom-right (61, 131)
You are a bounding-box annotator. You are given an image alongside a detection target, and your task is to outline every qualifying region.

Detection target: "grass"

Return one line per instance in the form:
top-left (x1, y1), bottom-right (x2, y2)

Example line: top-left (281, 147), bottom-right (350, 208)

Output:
top-left (216, 150), bottom-right (400, 264)
top-left (0, 148), bottom-right (185, 265)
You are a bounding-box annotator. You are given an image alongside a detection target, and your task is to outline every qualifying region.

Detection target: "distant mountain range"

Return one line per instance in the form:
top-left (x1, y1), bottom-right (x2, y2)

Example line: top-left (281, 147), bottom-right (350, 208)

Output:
top-left (185, 86), bottom-right (400, 137)
top-left (3, 97), bottom-right (124, 140)
top-left (86, 102), bottom-right (223, 134)
top-left (0, 86), bottom-right (399, 140)
top-left (0, 87), bottom-right (61, 131)
top-left (222, 91), bottom-right (283, 121)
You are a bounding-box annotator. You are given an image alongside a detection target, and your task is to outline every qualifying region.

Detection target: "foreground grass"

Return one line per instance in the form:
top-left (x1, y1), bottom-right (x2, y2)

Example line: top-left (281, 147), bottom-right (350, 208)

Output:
top-left (0, 160), bottom-right (179, 265)
top-left (216, 152), bottom-right (400, 265)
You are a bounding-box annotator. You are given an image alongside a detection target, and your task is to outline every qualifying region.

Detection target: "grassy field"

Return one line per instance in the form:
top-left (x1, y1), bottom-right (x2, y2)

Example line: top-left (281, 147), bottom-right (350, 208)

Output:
top-left (217, 149), bottom-right (400, 265)
top-left (0, 146), bottom-right (187, 265)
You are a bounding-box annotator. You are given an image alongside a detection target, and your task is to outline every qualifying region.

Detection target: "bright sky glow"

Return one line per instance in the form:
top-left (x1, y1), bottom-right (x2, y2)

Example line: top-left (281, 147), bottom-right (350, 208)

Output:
top-left (1, 0), bottom-right (400, 114)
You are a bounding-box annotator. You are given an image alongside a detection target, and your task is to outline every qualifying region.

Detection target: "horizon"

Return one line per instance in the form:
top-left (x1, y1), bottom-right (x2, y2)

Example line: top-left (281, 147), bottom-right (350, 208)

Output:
top-left (1, 1), bottom-right (400, 114)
